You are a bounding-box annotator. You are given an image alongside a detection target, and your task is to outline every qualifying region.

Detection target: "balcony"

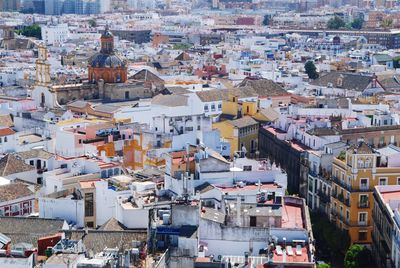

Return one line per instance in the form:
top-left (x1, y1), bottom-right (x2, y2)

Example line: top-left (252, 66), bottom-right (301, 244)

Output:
top-left (332, 176), bottom-right (352, 192)
top-left (338, 214), bottom-right (348, 224)
top-left (332, 176), bottom-right (371, 192)
top-left (318, 190), bottom-right (330, 203)
top-left (358, 201), bottom-right (370, 209)
top-left (331, 208), bottom-right (338, 217)
top-left (345, 220), bottom-right (370, 227)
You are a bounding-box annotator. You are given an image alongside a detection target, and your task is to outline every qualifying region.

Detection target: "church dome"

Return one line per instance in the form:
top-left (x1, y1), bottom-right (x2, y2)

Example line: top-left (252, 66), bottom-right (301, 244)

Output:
top-left (88, 53), bottom-right (126, 68)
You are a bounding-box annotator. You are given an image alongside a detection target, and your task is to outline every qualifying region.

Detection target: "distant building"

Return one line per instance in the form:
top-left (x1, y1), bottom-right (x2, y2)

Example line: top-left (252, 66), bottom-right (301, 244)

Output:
top-left (41, 24), bottom-right (69, 46)
top-left (0, 0), bottom-right (20, 11)
top-left (111, 29), bottom-right (151, 44)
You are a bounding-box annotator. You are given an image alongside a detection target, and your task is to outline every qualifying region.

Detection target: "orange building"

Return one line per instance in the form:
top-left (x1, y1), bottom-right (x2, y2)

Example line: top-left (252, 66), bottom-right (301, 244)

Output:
top-left (88, 26), bottom-right (128, 84)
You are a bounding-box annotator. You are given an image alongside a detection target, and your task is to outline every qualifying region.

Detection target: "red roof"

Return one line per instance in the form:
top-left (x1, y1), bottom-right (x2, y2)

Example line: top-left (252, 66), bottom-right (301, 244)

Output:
top-left (0, 128), bottom-right (15, 137)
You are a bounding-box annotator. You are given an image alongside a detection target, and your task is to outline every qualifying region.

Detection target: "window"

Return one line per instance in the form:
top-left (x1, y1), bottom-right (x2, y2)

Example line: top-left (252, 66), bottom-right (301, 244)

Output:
top-left (85, 193), bottom-right (94, 217)
top-left (243, 165), bottom-right (252, 171)
top-left (379, 178), bottom-right (387, 185)
top-left (125, 91), bottom-right (130, 99)
top-left (250, 216), bottom-right (256, 227)
top-left (359, 212), bottom-right (367, 224)
top-left (360, 194), bottom-right (368, 204)
top-left (211, 104), bottom-right (215, 111)
top-left (4, 136), bottom-right (7, 143)
top-left (358, 231), bottom-right (367, 241)
top-left (30, 160), bottom-right (34, 166)
top-left (0, 209), bottom-right (3, 216)
top-left (360, 178), bottom-right (368, 190)
top-left (218, 103), bottom-right (222, 110)
top-left (365, 158), bottom-right (371, 168)
top-left (358, 159), bottom-right (364, 168)
top-left (11, 204), bottom-right (19, 213)
top-left (204, 105), bottom-right (209, 112)
top-left (397, 177), bottom-right (400, 185)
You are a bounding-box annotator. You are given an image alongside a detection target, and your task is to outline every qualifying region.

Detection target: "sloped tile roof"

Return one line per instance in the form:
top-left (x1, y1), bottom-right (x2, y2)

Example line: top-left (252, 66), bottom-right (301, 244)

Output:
top-left (98, 218), bottom-right (127, 231)
top-left (16, 149), bottom-right (54, 160)
top-left (68, 230), bottom-right (147, 253)
top-left (0, 217), bottom-right (65, 247)
top-left (0, 182), bottom-right (34, 202)
top-left (228, 116), bottom-right (258, 128)
top-left (0, 154), bottom-right (35, 176)
top-left (237, 78), bottom-right (287, 97)
top-left (0, 128), bottom-right (15, 137)
top-left (0, 115), bottom-right (13, 128)
top-left (310, 72), bottom-right (373, 91)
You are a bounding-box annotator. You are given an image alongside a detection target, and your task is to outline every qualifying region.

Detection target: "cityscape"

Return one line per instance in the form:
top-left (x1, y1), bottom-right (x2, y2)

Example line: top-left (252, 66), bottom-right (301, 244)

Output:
top-left (0, 0), bottom-right (400, 267)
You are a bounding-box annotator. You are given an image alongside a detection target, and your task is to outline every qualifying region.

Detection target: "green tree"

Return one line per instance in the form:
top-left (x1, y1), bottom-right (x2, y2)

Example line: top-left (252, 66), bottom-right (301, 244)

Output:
top-left (263, 15), bottom-right (271, 26)
top-left (311, 212), bottom-right (350, 262)
top-left (344, 245), bottom-right (371, 268)
top-left (172, 43), bottom-right (192, 50)
top-left (393, 56), bottom-right (400, 69)
top-left (317, 264), bottom-right (331, 268)
top-left (305, 61), bottom-right (319, 79)
top-left (16, 24), bottom-right (42, 39)
top-left (88, 19), bottom-right (97, 28)
top-left (327, 16), bottom-right (346, 29)
top-left (351, 17), bottom-right (364, 29)
top-left (382, 17), bottom-right (393, 29)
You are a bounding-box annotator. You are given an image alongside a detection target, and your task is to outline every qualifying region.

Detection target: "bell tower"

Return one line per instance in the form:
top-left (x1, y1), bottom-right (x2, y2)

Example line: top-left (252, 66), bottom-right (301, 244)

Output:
top-left (100, 25), bottom-right (114, 55)
top-left (36, 44), bottom-right (51, 86)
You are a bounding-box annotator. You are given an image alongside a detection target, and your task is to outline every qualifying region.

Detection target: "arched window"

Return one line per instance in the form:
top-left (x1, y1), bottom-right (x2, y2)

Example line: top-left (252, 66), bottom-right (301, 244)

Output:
top-left (358, 158), bottom-right (364, 168)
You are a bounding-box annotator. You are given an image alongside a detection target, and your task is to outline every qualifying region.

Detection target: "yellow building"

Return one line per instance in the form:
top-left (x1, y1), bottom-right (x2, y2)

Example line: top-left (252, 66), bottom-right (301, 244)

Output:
top-left (213, 116), bottom-right (258, 157)
top-left (330, 142), bottom-right (400, 244)
top-left (222, 94), bottom-right (258, 117)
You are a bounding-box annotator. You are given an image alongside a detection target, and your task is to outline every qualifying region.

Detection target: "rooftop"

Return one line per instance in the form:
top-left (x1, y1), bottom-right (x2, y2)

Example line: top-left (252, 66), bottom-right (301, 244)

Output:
top-left (0, 154), bottom-right (35, 177)
top-left (0, 183), bottom-right (34, 203)
top-left (0, 128), bottom-right (15, 137)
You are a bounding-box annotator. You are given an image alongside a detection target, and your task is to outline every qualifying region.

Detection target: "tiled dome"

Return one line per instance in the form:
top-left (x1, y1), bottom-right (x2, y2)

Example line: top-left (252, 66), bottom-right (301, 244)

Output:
top-left (88, 53), bottom-right (126, 68)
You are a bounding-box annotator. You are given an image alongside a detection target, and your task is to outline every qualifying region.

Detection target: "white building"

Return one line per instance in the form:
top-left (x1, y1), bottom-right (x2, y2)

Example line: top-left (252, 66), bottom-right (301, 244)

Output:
top-left (41, 24), bottom-right (69, 46)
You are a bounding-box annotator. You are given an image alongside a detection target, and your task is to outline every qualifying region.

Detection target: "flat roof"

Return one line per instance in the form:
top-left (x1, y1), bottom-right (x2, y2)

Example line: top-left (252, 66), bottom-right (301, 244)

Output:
top-left (218, 183), bottom-right (279, 193)
top-left (273, 245), bottom-right (310, 264)
top-left (281, 203), bottom-right (303, 229)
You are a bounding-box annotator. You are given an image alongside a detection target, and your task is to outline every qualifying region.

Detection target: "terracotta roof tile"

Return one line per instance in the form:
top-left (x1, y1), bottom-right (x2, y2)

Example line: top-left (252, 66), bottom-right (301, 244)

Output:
top-left (0, 128), bottom-right (15, 137)
top-left (0, 154), bottom-right (35, 177)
